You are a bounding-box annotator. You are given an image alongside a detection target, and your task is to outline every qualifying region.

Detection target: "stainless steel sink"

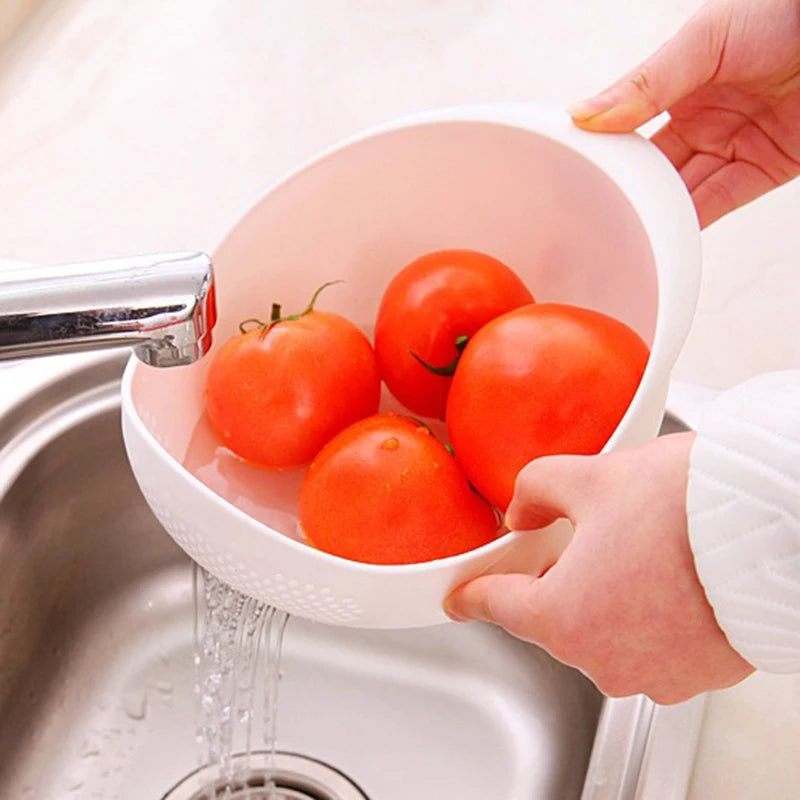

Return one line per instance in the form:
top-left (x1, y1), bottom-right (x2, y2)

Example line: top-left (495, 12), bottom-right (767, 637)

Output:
top-left (0, 353), bottom-right (705, 799)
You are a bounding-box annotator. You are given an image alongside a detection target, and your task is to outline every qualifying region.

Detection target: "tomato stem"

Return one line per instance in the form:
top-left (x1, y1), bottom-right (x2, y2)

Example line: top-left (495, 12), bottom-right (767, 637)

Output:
top-left (301, 280), bottom-right (343, 315)
top-left (238, 318), bottom-right (265, 334)
top-left (247, 280), bottom-right (344, 339)
top-left (411, 334), bottom-right (470, 377)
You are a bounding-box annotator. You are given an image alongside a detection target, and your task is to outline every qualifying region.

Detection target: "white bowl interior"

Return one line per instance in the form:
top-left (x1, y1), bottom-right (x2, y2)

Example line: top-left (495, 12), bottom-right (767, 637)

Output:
top-left (132, 120), bottom-right (658, 472)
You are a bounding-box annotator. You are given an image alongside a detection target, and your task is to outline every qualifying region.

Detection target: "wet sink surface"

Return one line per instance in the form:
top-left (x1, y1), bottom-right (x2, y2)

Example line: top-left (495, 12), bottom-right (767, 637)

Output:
top-left (0, 357), bottom-right (602, 799)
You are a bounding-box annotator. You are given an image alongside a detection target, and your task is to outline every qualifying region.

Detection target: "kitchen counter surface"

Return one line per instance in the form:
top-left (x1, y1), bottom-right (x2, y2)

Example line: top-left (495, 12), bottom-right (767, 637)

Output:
top-left (2, 1), bottom-right (799, 797)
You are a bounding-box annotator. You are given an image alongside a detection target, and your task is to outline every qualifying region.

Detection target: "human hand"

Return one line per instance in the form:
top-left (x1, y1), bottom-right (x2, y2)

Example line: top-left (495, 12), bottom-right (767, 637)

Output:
top-left (568, 0), bottom-right (800, 228)
top-left (445, 433), bottom-right (754, 704)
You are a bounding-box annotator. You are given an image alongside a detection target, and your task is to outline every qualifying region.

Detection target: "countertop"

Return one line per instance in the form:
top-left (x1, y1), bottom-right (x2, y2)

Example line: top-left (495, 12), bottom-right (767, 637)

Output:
top-left (1, 1), bottom-right (799, 797)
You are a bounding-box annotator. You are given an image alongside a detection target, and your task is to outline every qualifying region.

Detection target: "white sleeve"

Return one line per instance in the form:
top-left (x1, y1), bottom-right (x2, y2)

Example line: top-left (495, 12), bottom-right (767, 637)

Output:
top-left (687, 370), bottom-right (800, 673)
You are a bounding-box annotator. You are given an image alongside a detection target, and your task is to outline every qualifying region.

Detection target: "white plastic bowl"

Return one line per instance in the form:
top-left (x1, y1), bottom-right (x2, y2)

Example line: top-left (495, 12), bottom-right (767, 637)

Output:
top-left (121, 103), bottom-right (700, 628)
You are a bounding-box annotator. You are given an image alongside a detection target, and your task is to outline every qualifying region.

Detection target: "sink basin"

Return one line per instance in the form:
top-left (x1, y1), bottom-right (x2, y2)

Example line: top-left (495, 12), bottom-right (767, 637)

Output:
top-left (0, 353), bottom-right (705, 799)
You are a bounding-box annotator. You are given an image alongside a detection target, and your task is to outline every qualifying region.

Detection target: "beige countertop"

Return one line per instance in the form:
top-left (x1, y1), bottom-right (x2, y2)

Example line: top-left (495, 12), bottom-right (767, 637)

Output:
top-left (2, 1), bottom-right (799, 796)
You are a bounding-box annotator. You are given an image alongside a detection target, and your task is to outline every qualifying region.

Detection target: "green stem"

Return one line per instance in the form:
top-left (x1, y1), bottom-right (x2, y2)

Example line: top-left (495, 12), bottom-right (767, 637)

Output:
top-left (239, 317), bottom-right (265, 334)
top-left (300, 280), bottom-right (343, 316)
top-left (411, 334), bottom-right (470, 377)
top-left (250, 280), bottom-right (343, 339)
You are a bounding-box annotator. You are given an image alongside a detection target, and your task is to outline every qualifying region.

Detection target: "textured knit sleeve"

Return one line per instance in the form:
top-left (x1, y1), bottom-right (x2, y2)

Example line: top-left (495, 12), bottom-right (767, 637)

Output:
top-left (687, 370), bottom-right (800, 673)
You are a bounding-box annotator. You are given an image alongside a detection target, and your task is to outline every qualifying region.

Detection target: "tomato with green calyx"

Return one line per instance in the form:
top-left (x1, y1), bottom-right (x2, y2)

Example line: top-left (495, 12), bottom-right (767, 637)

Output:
top-left (298, 413), bottom-right (499, 565)
top-left (205, 282), bottom-right (381, 469)
top-left (446, 303), bottom-right (650, 510)
top-left (374, 249), bottom-right (533, 420)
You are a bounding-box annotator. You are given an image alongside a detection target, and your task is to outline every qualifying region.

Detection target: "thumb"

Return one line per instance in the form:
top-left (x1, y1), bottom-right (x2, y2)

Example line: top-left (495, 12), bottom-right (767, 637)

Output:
top-left (444, 573), bottom-right (551, 643)
top-left (505, 453), bottom-right (594, 531)
top-left (568, 4), bottom-right (727, 132)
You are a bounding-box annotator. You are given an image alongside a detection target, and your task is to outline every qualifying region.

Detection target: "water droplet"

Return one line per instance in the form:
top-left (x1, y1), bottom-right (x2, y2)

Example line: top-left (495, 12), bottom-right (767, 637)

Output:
top-left (79, 738), bottom-right (101, 758)
top-left (122, 688), bottom-right (147, 721)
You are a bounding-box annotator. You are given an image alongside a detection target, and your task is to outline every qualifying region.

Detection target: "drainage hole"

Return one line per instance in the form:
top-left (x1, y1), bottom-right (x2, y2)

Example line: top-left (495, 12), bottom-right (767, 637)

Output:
top-left (161, 751), bottom-right (370, 800)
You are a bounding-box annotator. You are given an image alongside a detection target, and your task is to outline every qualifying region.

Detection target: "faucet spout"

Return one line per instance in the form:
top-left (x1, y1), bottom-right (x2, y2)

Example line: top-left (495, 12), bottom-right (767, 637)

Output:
top-left (0, 251), bottom-right (216, 368)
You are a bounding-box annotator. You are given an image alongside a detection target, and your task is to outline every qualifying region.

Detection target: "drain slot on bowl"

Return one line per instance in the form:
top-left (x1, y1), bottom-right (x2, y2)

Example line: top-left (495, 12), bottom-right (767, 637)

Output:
top-left (162, 752), bottom-right (369, 800)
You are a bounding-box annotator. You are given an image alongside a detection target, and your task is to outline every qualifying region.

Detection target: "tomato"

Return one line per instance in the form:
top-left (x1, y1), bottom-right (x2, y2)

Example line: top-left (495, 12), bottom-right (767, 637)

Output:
top-left (298, 414), bottom-right (499, 565)
top-left (374, 249), bottom-right (533, 419)
top-left (446, 303), bottom-right (650, 510)
top-left (205, 286), bottom-right (381, 469)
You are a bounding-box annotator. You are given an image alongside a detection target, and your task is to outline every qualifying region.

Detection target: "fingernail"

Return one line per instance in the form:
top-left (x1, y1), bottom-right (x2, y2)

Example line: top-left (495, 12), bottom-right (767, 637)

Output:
top-left (443, 599), bottom-right (468, 623)
top-left (567, 93), bottom-right (615, 121)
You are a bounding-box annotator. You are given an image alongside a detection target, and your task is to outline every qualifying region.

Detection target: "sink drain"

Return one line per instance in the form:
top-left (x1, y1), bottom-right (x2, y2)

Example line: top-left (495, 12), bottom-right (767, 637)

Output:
top-left (161, 752), bottom-right (370, 800)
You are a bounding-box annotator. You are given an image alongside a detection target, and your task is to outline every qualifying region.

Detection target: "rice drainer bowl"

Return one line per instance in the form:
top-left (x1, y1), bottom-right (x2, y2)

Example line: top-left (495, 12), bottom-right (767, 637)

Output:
top-left (121, 103), bottom-right (701, 628)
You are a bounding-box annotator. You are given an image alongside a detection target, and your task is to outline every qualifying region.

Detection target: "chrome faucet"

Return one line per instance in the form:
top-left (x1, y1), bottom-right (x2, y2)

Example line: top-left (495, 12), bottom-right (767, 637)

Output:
top-left (0, 251), bottom-right (216, 368)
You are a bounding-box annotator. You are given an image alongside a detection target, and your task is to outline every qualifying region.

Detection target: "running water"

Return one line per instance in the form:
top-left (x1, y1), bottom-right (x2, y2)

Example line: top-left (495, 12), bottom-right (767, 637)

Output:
top-left (194, 564), bottom-right (290, 798)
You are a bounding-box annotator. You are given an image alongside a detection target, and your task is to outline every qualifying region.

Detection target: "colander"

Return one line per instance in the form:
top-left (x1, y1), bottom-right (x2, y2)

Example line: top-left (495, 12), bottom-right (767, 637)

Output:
top-left (121, 103), bottom-right (701, 628)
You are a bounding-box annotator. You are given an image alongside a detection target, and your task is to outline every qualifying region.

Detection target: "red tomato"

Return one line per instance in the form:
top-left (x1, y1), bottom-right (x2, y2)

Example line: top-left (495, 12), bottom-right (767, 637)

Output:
top-left (374, 250), bottom-right (533, 419)
top-left (446, 303), bottom-right (650, 510)
top-left (205, 294), bottom-right (380, 469)
top-left (298, 414), bottom-right (499, 565)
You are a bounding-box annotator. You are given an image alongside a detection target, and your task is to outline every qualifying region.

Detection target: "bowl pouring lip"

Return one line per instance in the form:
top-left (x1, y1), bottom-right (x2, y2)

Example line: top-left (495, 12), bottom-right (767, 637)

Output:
top-left (121, 102), bottom-right (701, 578)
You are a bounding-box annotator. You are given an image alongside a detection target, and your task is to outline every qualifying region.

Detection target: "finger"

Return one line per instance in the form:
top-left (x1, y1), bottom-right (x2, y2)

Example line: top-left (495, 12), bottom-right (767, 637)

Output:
top-left (679, 151), bottom-right (727, 193)
top-left (444, 573), bottom-right (553, 643)
top-left (506, 453), bottom-right (595, 531)
top-left (692, 160), bottom-right (778, 228)
top-left (569, 4), bottom-right (726, 132)
top-left (649, 121), bottom-right (695, 171)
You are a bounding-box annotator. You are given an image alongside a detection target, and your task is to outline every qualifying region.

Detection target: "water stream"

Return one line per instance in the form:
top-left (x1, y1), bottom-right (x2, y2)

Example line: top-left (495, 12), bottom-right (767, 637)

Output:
top-left (193, 564), bottom-right (290, 797)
